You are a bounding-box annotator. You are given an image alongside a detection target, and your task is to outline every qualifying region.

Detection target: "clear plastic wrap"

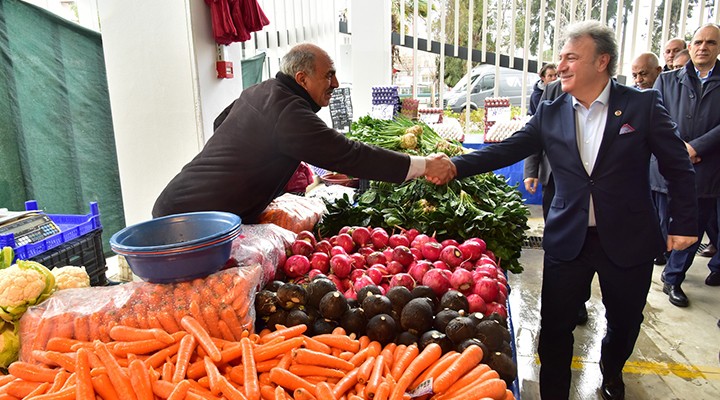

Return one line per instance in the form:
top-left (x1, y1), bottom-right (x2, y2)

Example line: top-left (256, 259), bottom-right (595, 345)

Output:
top-left (258, 193), bottom-right (327, 233)
top-left (18, 265), bottom-right (262, 364)
top-left (228, 223), bottom-right (295, 286)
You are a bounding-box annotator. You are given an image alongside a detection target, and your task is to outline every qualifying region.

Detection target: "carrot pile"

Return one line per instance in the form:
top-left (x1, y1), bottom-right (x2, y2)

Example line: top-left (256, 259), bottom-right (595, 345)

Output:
top-left (1, 317), bottom-right (513, 400)
top-left (17, 266), bottom-right (262, 364)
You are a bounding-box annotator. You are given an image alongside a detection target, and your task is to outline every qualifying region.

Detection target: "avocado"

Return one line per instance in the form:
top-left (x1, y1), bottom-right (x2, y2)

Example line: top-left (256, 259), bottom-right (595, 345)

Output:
top-left (400, 297), bottom-right (435, 335)
top-left (366, 314), bottom-right (397, 345)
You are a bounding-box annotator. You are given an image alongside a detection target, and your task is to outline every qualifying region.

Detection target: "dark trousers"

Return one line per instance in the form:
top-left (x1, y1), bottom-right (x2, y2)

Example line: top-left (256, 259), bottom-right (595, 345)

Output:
top-left (665, 197), bottom-right (720, 284)
top-left (538, 229), bottom-right (653, 400)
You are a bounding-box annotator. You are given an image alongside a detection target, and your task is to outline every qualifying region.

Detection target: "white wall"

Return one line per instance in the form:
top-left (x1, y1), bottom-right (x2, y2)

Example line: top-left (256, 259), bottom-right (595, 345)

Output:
top-left (349, 0), bottom-right (391, 118)
top-left (97, 0), bottom-right (342, 227)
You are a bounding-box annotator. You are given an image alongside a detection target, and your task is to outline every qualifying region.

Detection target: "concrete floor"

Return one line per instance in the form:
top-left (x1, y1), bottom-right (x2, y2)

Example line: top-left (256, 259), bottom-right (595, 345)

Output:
top-left (508, 205), bottom-right (720, 400)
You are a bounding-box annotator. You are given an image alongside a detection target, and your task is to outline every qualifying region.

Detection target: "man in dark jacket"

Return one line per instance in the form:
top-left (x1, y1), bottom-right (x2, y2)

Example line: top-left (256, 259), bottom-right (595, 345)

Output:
top-left (653, 23), bottom-right (720, 307)
top-left (152, 43), bottom-right (454, 222)
top-left (428, 21), bottom-right (697, 400)
top-left (528, 63), bottom-right (557, 115)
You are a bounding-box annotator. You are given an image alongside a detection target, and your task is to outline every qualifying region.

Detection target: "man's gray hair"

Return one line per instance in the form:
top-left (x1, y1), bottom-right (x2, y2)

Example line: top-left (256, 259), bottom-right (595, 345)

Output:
top-left (280, 44), bottom-right (317, 76)
top-left (562, 20), bottom-right (618, 77)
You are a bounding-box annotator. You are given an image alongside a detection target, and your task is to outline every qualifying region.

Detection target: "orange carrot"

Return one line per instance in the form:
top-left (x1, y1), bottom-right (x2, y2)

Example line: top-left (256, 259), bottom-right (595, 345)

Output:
top-left (375, 381), bottom-right (391, 400)
top-left (256, 358), bottom-right (281, 373)
top-left (441, 378), bottom-right (506, 400)
top-left (391, 344), bottom-right (419, 381)
top-left (268, 368), bottom-right (316, 397)
top-left (219, 305), bottom-right (245, 340)
top-left (310, 334), bottom-right (359, 352)
top-left (24, 382), bottom-right (49, 398)
top-left (312, 381), bottom-right (333, 399)
top-left (273, 385), bottom-right (288, 400)
top-left (128, 359), bottom-right (154, 400)
top-left (45, 337), bottom-right (83, 353)
top-left (331, 368), bottom-right (359, 399)
top-left (356, 356), bottom-right (376, 384)
top-left (364, 354), bottom-right (385, 398)
top-left (181, 316), bottom-right (222, 362)
top-left (260, 324), bottom-right (308, 343)
top-left (254, 337), bottom-right (304, 362)
top-left (167, 380), bottom-right (191, 400)
top-left (23, 385), bottom-right (75, 400)
top-left (7, 362), bottom-right (59, 383)
top-left (348, 341), bottom-right (381, 367)
top-left (109, 325), bottom-right (175, 344)
top-left (74, 348), bottom-right (94, 400)
top-left (302, 336), bottom-right (332, 354)
top-left (203, 356), bottom-right (223, 396)
top-left (359, 335), bottom-right (370, 350)
top-left (217, 320), bottom-right (235, 341)
top-left (442, 363), bottom-right (491, 396)
top-left (144, 341), bottom-right (181, 369)
top-left (218, 376), bottom-right (249, 400)
top-left (172, 333), bottom-right (197, 383)
top-left (39, 351), bottom-right (77, 373)
top-left (47, 370), bottom-right (70, 394)
top-left (390, 343), bottom-right (442, 400)
top-left (432, 344), bottom-right (484, 394)
top-left (411, 352), bottom-right (460, 390)
top-left (94, 341), bottom-right (137, 400)
top-left (240, 337), bottom-right (260, 400)
top-left (291, 348), bottom-right (354, 371)
top-left (293, 387), bottom-right (318, 400)
top-left (91, 374), bottom-right (120, 400)
top-left (112, 338), bottom-right (170, 357)
top-left (161, 361), bottom-right (174, 381)
top-left (0, 374), bottom-right (16, 387)
top-left (4, 380), bottom-right (44, 398)
top-left (288, 364), bottom-right (346, 379)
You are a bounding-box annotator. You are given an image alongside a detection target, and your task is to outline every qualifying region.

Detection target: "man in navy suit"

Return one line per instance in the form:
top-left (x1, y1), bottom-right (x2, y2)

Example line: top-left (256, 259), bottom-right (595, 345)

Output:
top-left (427, 21), bottom-right (697, 400)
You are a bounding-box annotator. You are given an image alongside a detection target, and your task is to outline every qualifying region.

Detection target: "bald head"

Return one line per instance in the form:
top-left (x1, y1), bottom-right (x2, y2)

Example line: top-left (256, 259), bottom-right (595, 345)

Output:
top-left (663, 38), bottom-right (686, 67)
top-left (632, 53), bottom-right (662, 89)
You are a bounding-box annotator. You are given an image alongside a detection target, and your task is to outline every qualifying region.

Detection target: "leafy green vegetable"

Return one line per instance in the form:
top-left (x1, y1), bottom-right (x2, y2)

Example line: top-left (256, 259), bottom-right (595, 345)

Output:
top-left (0, 321), bottom-right (19, 369)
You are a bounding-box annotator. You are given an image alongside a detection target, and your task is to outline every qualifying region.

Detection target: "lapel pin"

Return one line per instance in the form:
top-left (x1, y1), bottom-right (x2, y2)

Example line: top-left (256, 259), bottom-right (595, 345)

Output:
top-left (614, 110), bottom-right (622, 116)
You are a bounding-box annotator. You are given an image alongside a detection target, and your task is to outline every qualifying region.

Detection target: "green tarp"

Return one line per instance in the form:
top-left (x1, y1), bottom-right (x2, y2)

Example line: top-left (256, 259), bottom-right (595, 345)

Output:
top-left (0, 0), bottom-right (124, 256)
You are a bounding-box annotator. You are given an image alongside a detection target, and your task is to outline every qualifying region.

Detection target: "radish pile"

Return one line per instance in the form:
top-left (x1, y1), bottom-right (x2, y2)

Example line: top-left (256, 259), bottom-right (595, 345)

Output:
top-left (280, 226), bottom-right (508, 319)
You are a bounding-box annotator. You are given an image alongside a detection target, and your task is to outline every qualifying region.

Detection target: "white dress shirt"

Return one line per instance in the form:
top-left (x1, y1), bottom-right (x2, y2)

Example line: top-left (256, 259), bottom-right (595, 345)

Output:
top-left (572, 79), bottom-right (612, 227)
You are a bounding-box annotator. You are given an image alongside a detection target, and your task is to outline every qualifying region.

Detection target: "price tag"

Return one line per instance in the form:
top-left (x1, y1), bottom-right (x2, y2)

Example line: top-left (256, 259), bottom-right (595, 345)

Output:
top-left (370, 104), bottom-right (395, 120)
top-left (485, 106), bottom-right (511, 122)
top-left (407, 378), bottom-right (434, 397)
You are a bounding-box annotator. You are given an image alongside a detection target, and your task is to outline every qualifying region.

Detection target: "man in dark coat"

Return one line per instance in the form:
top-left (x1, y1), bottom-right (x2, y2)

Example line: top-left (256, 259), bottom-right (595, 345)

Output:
top-left (152, 43), bottom-right (454, 222)
top-left (653, 23), bottom-right (720, 307)
top-left (428, 21), bottom-right (698, 400)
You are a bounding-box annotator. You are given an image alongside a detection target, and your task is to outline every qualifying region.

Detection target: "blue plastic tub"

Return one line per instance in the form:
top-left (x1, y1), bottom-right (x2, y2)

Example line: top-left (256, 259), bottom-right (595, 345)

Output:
top-left (109, 212), bottom-right (241, 253)
top-left (109, 211), bottom-right (242, 283)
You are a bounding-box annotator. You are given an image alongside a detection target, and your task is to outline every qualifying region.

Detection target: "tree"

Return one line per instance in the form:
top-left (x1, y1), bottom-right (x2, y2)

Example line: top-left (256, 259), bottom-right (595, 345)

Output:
top-left (650, 0), bottom-right (698, 55)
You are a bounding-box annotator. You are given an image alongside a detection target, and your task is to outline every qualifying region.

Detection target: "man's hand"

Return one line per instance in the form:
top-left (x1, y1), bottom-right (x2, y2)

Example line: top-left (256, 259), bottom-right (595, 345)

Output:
top-left (685, 142), bottom-right (701, 164)
top-left (424, 153), bottom-right (456, 185)
top-left (524, 178), bottom-right (539, 194)
top-left (667, 235), bottom-right (698, 252)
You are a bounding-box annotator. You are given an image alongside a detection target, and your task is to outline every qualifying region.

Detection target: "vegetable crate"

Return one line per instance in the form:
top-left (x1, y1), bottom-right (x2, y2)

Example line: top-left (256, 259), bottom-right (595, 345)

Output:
top-left (0, 200), bottom-right (108, 286)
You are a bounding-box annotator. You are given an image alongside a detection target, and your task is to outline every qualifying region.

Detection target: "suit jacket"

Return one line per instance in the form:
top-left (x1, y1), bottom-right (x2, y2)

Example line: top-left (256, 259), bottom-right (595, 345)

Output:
top-left (523, 80), bottom-right (563, 185)
top-left (153, 73), bottom-right (410, 223)
top-left (453, 80), bottom-right (697, 266)
top-left (650, 59), bottom-right (720, 197)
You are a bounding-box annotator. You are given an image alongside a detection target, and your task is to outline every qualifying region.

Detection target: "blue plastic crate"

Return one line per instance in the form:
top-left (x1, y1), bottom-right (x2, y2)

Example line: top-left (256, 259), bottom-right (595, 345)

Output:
top-left (0, 200), bottom-right (102, 261)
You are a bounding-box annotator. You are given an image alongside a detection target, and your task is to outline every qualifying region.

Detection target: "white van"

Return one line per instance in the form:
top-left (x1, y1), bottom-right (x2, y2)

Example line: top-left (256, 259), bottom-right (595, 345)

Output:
top-left (443, 65), bottom-right (535, 112)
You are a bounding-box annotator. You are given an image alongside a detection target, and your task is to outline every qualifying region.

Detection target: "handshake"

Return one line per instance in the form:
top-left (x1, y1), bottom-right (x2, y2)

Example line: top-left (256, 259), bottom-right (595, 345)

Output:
top-left (424, 153), bottom-right (457, 185)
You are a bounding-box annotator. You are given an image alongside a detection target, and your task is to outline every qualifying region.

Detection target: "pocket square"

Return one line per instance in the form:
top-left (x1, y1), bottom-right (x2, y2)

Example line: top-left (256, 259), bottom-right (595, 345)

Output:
top-left (619, 123), bottom-right (636, 135)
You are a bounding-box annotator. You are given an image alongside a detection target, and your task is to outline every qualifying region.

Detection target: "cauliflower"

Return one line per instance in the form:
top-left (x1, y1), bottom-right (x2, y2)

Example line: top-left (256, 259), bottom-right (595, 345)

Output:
top-left (0, 257), bottom-right (55, 323)
top-left (52, 266), bottom-right (91, 290)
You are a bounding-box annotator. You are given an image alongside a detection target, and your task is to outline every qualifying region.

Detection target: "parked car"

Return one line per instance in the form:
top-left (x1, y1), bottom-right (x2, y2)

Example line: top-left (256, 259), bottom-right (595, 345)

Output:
top-left (443, 64), bottom-right (535, 112)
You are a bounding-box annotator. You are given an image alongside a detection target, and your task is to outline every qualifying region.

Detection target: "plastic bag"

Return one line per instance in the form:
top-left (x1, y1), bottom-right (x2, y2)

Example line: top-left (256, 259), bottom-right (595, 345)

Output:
top-left (228, 223), bottom-right (295, 286)
top-left (18, 265), bottom-right (262, 364)
top-left (258, 193), bottom-right (326, 233)
top-left (283, 162), bottom-right (315, 194)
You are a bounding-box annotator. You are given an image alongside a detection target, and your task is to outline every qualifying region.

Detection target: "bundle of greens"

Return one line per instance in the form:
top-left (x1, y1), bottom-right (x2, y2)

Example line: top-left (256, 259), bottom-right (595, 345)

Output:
top-left (319, 116), bottom-right (530, 273)
top-left (348, 115), bottom-right (465, 156)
